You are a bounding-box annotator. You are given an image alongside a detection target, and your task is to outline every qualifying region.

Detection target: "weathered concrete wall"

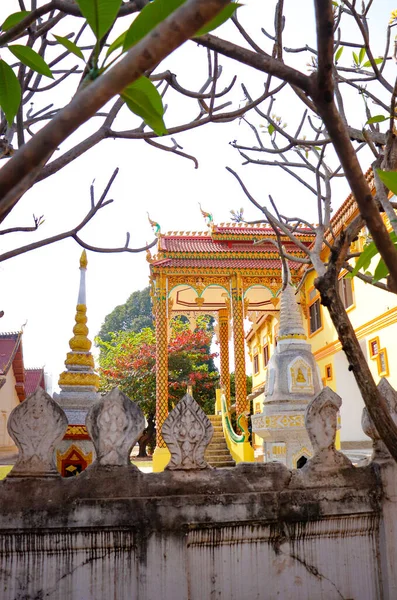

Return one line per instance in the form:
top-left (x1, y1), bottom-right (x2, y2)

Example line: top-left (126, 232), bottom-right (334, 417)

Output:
top-left (0, 461), bottom-right (384, 600)
top-left (1, 386), bottom-right (395, 600)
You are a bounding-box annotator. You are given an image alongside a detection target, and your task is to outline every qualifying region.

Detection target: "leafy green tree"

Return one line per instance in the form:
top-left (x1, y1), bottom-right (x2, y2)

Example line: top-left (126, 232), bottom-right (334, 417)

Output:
top-left (97, 287), bottom-right (153, 342)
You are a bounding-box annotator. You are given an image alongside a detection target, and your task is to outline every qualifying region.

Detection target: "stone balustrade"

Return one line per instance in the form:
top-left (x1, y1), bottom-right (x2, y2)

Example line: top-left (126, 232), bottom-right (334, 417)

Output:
top-left (0, 384), bottom-right (396, 599)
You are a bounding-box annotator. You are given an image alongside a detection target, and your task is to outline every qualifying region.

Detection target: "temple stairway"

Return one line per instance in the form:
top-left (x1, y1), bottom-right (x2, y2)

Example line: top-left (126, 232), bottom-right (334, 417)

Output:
top-left (205, 415), bottom-right (235, 468)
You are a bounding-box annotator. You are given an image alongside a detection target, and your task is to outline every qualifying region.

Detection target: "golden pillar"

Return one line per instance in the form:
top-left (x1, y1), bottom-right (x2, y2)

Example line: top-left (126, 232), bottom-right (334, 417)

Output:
top-left (232, 275), bottom-right (248, 416)
top-left (153, 275), bottom-right (170, 471)
top-left (218, 308), bottom-right (230, 407)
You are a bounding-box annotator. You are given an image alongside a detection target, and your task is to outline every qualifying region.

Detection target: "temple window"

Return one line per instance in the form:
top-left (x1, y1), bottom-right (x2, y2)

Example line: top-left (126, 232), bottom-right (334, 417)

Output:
top-left (263, 344), bottom-right (269, 367)
top-left (338, 275), bottom-right (354, 309)
top-left (325, 364), bottom-right (333, 380)
top-left (369, 337), bottom-right (379, 358)
top-left (253, 350), bottom-right (259, 375)
top-left (377, 348), bottom-right (389, 377)
top-left (308, 289), bottom-right (322, 335)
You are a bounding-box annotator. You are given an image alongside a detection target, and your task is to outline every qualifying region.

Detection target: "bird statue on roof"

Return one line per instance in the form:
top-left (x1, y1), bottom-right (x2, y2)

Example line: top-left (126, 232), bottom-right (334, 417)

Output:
top-left (147, 213), bottom-right (161, 237)
top-left (199, 203), bottom-right (213, 227)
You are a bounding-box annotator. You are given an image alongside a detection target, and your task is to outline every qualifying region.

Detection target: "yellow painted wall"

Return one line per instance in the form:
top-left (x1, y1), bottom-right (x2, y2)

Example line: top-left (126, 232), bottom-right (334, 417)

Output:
top-left (0, 370), bottom-right (19, 449)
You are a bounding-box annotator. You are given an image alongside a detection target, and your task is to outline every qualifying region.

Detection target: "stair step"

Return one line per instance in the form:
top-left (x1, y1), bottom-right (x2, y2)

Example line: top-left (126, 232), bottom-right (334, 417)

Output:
top-left (204, 414), bottom-right (235, 468)
top-left (206, 453), bottom-right (232, 460)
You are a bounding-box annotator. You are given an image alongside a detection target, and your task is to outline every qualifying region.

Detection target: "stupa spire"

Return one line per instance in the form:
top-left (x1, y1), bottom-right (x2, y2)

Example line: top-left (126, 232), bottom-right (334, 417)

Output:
top-left (58, 251), bottom-right (99, 389)
top-left (278, 261), bottom-right (306, 341)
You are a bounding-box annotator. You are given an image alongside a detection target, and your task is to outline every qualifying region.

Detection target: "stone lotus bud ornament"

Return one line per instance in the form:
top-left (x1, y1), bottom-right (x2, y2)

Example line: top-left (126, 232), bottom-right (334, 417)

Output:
top-left (362, 378), bottom-right (397, 461)
top-left (305, 387), bottom-right (351, 470)
top-left (86, 387), bottom-right (145, 466)
top-left (162, 393), bottom-right (213, 470)
top-left (7, 388), bottom-right (68, 477)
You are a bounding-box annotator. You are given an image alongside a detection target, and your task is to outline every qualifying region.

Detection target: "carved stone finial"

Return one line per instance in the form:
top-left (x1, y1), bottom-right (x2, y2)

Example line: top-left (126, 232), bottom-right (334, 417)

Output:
top-left (7, 388), bottom-right (68, 477)
top-left (305, 387), bottom-right (351, 470)
top-left (162, 393), bottom-right (213, 470)
top-left (362, 378), bottom-right (397, 461)
top-left (86, 388), bottom-right (145, 466)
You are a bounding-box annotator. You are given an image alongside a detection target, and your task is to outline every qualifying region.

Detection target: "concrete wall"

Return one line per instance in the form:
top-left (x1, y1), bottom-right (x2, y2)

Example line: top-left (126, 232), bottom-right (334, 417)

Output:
top-left (0, 460), bottom-right (389, 600)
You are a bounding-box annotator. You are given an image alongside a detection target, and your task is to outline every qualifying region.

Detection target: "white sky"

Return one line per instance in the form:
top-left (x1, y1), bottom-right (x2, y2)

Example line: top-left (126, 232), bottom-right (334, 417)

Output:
top-left (0, 0), bottom-right (395, 392)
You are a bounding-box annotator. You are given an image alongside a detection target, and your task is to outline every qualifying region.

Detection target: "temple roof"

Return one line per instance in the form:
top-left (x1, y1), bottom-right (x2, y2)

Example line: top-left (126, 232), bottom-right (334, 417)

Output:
top-left (160, 237), bottom-right (303, 255)
top-left (0, 333), bottom-right (45, 401)
top-left (151, 224), bottom-right (312, 274)
top-left (25, 368), bottom-right (45, 396)
top-left (154, 257), bottom-right (303, 270)
top-left (0, 332), bottom-right (22, 375)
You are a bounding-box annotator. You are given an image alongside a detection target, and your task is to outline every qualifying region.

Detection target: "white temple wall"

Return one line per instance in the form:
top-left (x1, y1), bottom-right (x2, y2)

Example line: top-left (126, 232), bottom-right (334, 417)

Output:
top-left (333, 343), bottom-right (369, 442)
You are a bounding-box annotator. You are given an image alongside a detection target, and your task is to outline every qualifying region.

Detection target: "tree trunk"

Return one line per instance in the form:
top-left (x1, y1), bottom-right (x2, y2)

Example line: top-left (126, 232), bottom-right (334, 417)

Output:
top-left (315, 269), bottom-right (397, 462)
top-left (137, 415), bottom-right (155, 458)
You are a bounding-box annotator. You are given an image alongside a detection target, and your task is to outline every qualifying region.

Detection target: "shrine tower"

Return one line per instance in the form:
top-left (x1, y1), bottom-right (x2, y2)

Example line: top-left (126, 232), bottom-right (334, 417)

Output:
top-left (54, 251), bottom-right (100, 476)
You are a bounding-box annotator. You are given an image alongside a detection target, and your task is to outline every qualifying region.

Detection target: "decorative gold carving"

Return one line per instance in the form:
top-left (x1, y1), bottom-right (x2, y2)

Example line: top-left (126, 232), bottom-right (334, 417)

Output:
top-left (167, 274), bottom-right (230, 294)
top-left (270, 297), bottom-right (280, 308)
top-left (288, 358), bottom-right (314, 394)
top-left (58, 372), bottom-right (100, 387)
top-left (232, 292), bottom-right (248, 416)
top-left (252, 413), bottom-right (306, 430)
top-left (195, 297), bottom-right (205, 307)
top-left (69, 304), bottom-right (91, 352)
top-left (65, 425), bottom-right (89, 437)
top-left (243, 297), bottom-right (250, 318)
top-left (65, 352), bottom-right (94, 368)
top-left (155, 284), bottom-right (168, 448)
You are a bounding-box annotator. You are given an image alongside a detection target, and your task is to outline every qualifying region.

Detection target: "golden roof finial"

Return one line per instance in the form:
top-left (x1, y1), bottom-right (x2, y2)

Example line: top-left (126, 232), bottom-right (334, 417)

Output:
top-left (80, 250), bottom-right (88, 269)
top-left (199, 203), bottom-right (213, 226)
top-left (147, 213), bottom-right (161, 236)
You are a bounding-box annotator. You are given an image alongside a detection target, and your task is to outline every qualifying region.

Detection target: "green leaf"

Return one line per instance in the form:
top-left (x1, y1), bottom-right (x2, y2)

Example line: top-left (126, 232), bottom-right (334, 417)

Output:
top-left (348, 241), bottom-right (379, 278)
top-left (53, 35), bottom-right (84, 60)
top-left (1, 11), bottom-right (30, 31)
top-left (335, 46), bottom-right (344, 62)
top-left (373, 257), bottom-right (389, 282)
top-left (8, 45), bottom-right (53, 78)
top-left (363, 57), bottom-right (383, 67)
top-left (366, 115), bottom-right (388, 124)
top-left (377, 169), bottom-right (397, 196)
top-left (267, 124), bottom-right (275, 135)
top-left (359, 46), bottom-right (366, 64)
top-left (194, 3), bottom-right (241, 36)
top-left (106, 31), bottom-right (126, 58)
top-left (121, 76), bottom-right (166, 135)
top-left (353, 51), bottom-right (359, 65)
top-left (348, 229), bottom-right (397, 279)
top-left (0, 60), bottom-right (21, 124)
top-left (124, 0), bottom-right (185, 52)
top-left (75, 0), bottom-right (122, 41)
